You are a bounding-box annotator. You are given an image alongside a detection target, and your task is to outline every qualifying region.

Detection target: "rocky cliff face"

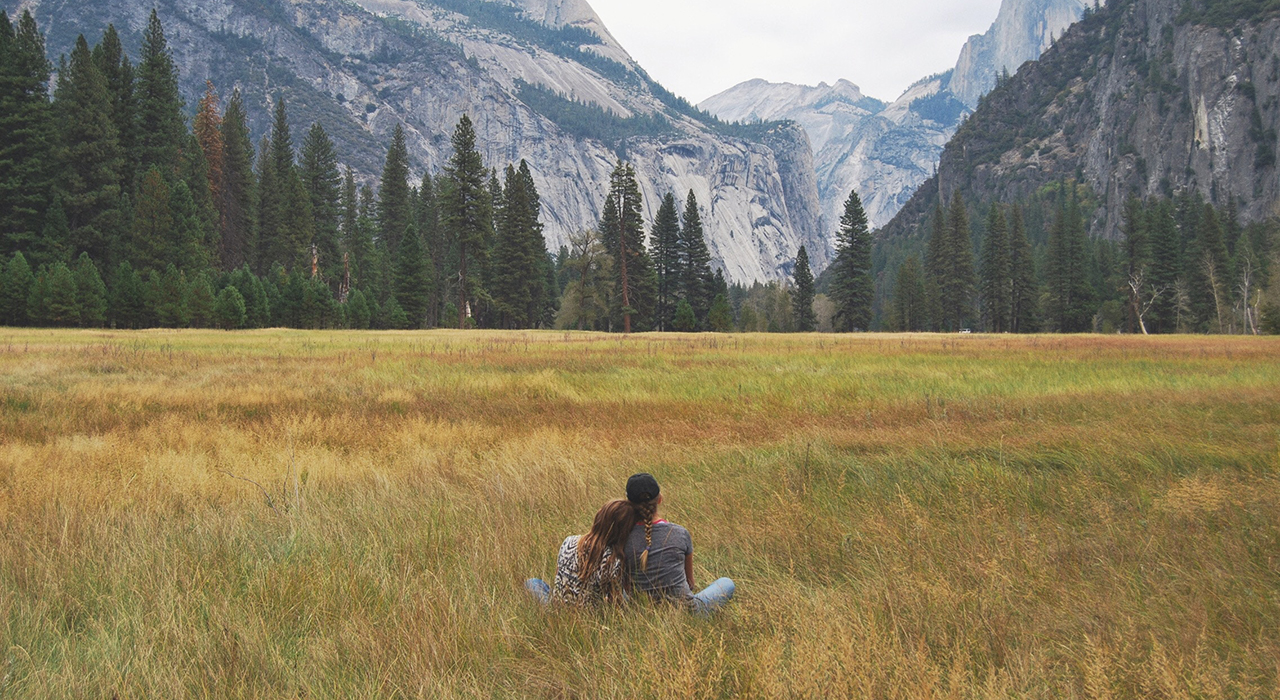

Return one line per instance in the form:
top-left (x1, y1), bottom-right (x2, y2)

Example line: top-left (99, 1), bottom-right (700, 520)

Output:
top-left (8, 0), bottom-right (825, 282)
top-left (701, 0), bottom-right (1088, 238)
top-left (881, 0), bottom-right (1280, 241)
top-left (701, 75), bottom-right (963, 231)
top-left (950, 0), bottom-right (1092, 107)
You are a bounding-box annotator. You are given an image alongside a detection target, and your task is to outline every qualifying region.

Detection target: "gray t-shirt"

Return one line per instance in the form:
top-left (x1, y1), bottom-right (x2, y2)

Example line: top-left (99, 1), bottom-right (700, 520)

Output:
top-left (624, 521), bottom-right (693, 601)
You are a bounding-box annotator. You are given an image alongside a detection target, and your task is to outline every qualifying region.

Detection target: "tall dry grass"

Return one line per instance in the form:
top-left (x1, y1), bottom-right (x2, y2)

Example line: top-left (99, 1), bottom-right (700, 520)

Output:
top-left (0, 330), bottom-right (1277, 698)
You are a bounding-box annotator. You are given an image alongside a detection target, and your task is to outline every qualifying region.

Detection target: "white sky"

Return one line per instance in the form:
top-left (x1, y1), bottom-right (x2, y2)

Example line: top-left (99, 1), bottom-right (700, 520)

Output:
top-left (587, 0), bottom-right (1006, 104)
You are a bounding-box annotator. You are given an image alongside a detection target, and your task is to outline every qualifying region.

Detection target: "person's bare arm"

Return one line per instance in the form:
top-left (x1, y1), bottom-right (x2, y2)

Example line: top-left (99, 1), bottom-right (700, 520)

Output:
top-left (685, 553), bottom-right (695, 591)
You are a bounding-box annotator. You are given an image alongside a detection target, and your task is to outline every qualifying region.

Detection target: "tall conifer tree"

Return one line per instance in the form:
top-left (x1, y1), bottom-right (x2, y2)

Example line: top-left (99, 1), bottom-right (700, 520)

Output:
top-left (830, 190), bottom-right (874, 331)
top-left (679, 190), bottom-right (714, 327)
top-left (92, 25), bottom-right (136, 182)
top-left (599, 161), bottom-right (655, 332)
top-left (302, 122), bottom-right (343, 285)
top-left (980, 204), bottom-right (1011, 332)
top-left (219, 89), bottom-right (254, 270)
top-left (1148, 201), bottom-right (1182, 333)
top-left (54, 35), bottom-right (123, 265)
top-left (441, 115), bottom-right (491, 329)
top-left (0, 11), bottom-right (53, 255)
top-left (793, 245), bottom-right (816, 332)
top-left (135, 10), bottom-right (185, 177)
top-left (651, 192), bottom-right (681, 330)
top-left (891, 255), bottom-right (928, 332)
top-left (378, 123), bottom-right (412, 257)
top-left (939, 193), bottom-right (976, 331)
top-left (1008, 204), bottom-right (1037, 333)
top-left (1045, 193), bottom-right (1094, 332)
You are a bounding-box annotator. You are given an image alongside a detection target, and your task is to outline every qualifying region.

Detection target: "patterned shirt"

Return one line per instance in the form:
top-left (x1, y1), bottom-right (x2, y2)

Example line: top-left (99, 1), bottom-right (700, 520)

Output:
top-left (550, 535), bottom-right (623, 606)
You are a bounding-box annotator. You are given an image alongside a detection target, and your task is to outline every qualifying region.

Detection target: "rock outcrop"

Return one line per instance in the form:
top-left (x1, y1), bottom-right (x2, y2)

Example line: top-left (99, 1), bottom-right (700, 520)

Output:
top-left (8, 0), bottom-right (825, 282)
top-left (701, 0), bottom-right (1089, 236)
top-left (950, 0), bottom-right (1093, 108)
top-left (880, 0), bottom-right (1280, 241)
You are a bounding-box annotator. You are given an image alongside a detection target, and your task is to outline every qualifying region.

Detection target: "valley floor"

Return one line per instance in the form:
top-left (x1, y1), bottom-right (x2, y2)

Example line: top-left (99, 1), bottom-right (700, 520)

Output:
top-left (0, 330), bottom-right (1277, 698)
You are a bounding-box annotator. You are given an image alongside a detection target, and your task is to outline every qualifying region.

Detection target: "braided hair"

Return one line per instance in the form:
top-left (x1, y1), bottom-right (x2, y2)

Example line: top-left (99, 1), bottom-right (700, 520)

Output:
top-left (632, 498), bottom-right (660, 571)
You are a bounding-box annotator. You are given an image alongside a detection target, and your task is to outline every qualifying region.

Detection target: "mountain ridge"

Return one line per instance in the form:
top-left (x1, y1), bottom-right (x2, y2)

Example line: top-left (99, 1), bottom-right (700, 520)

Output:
top-left (701, 0), bottom-right (1091, 237)
top-left (6, 0), bottom-right (826, 283)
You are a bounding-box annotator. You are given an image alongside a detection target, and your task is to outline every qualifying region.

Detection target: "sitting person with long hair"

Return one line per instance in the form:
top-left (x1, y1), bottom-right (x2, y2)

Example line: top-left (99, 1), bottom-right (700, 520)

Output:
top-left (623, 473), bottom-right (735, 614)
top-left (526, 499), bottom-right (636, 606)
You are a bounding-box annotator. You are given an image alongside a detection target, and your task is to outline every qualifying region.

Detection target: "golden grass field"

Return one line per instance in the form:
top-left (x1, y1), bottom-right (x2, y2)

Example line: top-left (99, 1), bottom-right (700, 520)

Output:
top-left (1, 329), bottom-right (1278, 698)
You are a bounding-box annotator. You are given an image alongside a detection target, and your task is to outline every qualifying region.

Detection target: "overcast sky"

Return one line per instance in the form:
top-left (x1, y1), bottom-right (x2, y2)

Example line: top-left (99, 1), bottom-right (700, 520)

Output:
top-left (588, 0), bottom-right (1006, 104)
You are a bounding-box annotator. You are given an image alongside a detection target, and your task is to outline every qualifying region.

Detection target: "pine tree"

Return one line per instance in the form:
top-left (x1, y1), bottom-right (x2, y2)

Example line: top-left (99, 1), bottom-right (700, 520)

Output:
top-left (193, 82), bottom-right (224, 232)
top-left (679, 190), bottom-right (714, 328)
top-left (24, 263), bottom-right (49, 324)
top-left (36, 192), bottom-right (70, 265)
top-left (980, 204), bottom-right (1011, 332)
top-left (1187, 203), bottom-right (1230, 332)
top-left (213, 285), bottom-right (246, 329)
top-left (129, 166), bottom-right (172, 272)
top-left (185, 271), bottom-right (214, 327)
top-left (673, 299), bottom-right (697, 332)
top-left (258, 99), bottom-right (313, 271)
top-left (940, 193), bottom-right (977, 331)
top-left (415, 171), bottom-right (445, 325)
top-left (891, 255), bottom-right (928, 332)
top-left (154, 264), bottom-right (189, 327)
top-left (254, 136), bottom-right (277, 274)
top-left (170, 179), bottom-right (210, 271)
top-left (301, 122), bottom-right (343, 285)
top-left (651, 192), bottom-right (681, 330)
top-left (228, 266), bottom-right (270, 328)
top-left (135, 10), bottom-right (185, 177)
top-left (346, 288), bottom-right (371, 329)
top-left (441, 115), bottom-right (491, 329)
top-left (708, 293), bottom-right (735, 332)
top-left (0, 11), bottom-right (54, 255)
top-left (394, 223), bottom-right (431, 328)
top-left (1008, 204), bottom-right (1037, 333)
top-left (92, 24), bottom-right (136, 182)
top-left (109, 261), bottom-right (145, 328)
top-left (1045, 193), bottom-right (1094, 332)
top-left (378, 123), bottom-right (413, 257)
top-left (72, 252), bottom-right (106, 327)
top-left (219, 89), bottom-right (254, 270)
top-left (599, 161), bottom-right (655, 332)
top-left (491, 161), bottom-right (546, 328)
top-left (793, 245), bottom-right (816, 332)
top-left (54, 35), bottom-right (124, 264)
top-left (43, 262), bottom-right (79, 326)
top-left (1, 251), bottom-right (33, 325)
top-left (830, 190), bottom-right (874, 331)
top-left (924, 201), bottom-right (948, 330)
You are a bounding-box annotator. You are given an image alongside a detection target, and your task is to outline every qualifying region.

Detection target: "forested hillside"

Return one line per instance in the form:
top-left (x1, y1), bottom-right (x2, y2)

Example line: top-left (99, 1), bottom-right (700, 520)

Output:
top-left (869, 0), bottom-right (1280, 333)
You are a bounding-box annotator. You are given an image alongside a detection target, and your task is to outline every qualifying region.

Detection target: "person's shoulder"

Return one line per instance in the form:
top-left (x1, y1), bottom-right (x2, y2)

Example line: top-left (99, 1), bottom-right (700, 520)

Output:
top-left (659, 522), bottom-right (691, 538)
top-left (560, 535), bottom-right (580, 552)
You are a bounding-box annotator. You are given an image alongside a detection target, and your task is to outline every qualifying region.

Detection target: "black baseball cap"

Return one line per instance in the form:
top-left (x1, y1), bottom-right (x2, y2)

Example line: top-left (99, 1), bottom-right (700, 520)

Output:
top-left (626, 473), bottom-right (660, 503)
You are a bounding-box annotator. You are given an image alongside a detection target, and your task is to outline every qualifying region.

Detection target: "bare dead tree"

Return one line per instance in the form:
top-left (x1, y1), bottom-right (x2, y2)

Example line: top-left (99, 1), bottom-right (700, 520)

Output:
top-left (1127, 266), bottom-right (1167, 336)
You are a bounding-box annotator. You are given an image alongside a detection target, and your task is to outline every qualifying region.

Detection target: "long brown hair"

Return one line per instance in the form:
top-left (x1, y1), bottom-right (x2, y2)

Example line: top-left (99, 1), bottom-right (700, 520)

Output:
top-left (632, 498), bottom-right (659, 571)
top-left (578, 500), bottom-right (638, 585)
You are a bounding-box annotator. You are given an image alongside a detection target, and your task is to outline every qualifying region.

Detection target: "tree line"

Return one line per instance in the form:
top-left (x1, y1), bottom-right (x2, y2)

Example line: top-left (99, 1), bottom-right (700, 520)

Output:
top-left (882, 184), bottom-right (1279, 334)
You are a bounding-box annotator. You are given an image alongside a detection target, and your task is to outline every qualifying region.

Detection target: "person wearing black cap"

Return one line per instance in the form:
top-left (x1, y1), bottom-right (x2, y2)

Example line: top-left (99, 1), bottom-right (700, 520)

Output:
top-left (624, 473), bottom-right (735, 613)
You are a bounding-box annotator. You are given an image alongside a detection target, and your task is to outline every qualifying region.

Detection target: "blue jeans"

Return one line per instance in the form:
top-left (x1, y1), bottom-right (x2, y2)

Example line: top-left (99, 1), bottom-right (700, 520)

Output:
top-left (525, 577), bottom-right (736, 613)
top-left (526, 578), bottom-right (551, 604)
top-left (692, 578), bottom-right (735, 614)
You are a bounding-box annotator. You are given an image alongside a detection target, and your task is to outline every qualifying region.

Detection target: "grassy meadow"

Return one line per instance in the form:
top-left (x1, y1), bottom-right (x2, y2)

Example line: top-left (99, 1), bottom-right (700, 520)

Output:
top-left (0, 329), bottom-right (1278, 698)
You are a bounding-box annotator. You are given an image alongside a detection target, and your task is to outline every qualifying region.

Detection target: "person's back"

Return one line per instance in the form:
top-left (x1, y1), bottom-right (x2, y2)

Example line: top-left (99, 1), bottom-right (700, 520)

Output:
top-left (624, 520), bottom-right (693, 603)
top-left (551, 535), bottom-right (622, 605)
top-left (622, 473), bottom-right (735, 614)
